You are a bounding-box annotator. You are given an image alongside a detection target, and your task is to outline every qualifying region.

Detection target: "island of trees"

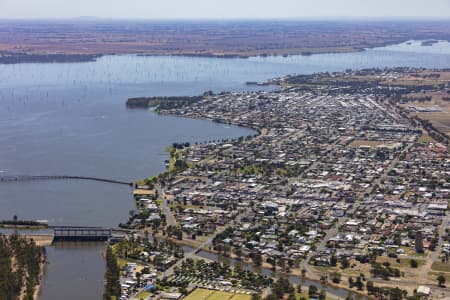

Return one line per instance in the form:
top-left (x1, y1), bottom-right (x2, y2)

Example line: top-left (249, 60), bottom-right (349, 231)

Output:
top-left (126, 95), bottom-right (205, 110)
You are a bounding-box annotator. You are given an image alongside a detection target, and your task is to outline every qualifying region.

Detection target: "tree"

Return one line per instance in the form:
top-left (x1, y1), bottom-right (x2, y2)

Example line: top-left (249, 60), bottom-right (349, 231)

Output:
top-left (103, 246), bottom-right (121, 300)
top-left (251, 252), bottom-right (262, 266)
top-left (366, 280), bottom-right (375, 294)
top-left (267, 257), bottom-right (276, 270)
top-left (330, 255), bottom-right (337, 266)
top-left (234, 247), bottom-right (242, 259)
top-left (277, 258), bottom-right (286, 271)
top-left (319, 290), bottom-right (326, 300)
top-left (308, 285), bottom-right (318, 298)
top-left (251, 294), bottom-right (261, 300)
top-left (330, 272), bottom-right (341, 284)
top-left (179, 287), bottom-right (188, 295)
top-left (355, 276), bottom-right (364, 290)
top-left (0, 234), bottom-right (44, 300)
top-left (341, 257), bottom-right (350, 269)
top-left (437, 274), bottom-right (446, 287)
top-left (136, 272), bottom-right (141, 287)
top-left (348, 277), bottom-right (354, 288)
top-left (410, 259), bottom-right (418, 268)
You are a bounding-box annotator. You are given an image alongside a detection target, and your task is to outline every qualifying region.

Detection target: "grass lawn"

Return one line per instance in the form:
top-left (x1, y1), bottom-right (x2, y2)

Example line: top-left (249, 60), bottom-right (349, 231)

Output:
top-left (184, 288), bottom-right (214, 300)
top-left (401, 246), bottom-right (426, 257)
top-left (134, 291), bottom-right (151, 299)
top-left (118, 258), bottom-right (128, 268)
top-left (295, 291), bottom-right (311, 299)
top-left (429, 271), bottom-right (450, 285)
top-left (184, 288), bottom-right (253, 300)
top-left (417, 133), bottom-right (438, 144)
top-left (350, 140), bottom-right (397, 147)
top-left (313, 261), bottom-right (371, 278)
top-left (377, 256), bottom-right (425, 268)
top-left (208, 291), bottom-right (235, 300)
top-left (431, 261), bottom-right (450, 272)
top-left (397, 258), bottom-right (425, 268)
top-left (230, 294), bottom-right (253, 300)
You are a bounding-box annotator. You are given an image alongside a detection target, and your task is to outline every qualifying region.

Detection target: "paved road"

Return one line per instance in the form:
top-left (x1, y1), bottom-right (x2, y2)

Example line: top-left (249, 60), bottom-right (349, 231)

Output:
top-left (156, 184), bottom-right (177, 227)
top-left (432, 212), bottom-right (450, 263)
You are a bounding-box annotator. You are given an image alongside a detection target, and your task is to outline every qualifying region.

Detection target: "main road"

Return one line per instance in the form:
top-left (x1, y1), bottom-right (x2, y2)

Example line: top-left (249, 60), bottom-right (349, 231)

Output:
top-left (156, 184), bottom-right (177, 227)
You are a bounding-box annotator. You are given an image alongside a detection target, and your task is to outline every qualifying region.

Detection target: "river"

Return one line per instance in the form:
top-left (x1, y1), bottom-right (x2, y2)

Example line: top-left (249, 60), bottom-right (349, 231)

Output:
top-left (176, 244), bottom-right (366, 300)
top-left (0, 40), bottom-right (450, 299)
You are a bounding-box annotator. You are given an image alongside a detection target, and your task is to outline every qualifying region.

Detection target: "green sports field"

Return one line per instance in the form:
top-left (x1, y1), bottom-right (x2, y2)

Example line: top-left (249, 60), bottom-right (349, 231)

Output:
top-left (183, 288), bottom-right (253, 300)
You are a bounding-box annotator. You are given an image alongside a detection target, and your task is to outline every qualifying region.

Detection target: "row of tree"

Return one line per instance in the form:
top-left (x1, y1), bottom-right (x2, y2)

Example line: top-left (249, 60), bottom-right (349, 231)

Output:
top-left (103, 246), bottom-right (121, 300)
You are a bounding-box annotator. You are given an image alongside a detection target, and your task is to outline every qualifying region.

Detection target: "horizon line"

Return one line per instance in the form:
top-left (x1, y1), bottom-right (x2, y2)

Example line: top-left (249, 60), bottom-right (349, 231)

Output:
top-left (1, 16), bottom-right (450, 22)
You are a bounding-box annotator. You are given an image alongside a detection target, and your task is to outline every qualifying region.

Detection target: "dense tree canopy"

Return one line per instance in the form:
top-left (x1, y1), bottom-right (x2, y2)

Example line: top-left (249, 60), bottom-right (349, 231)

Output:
top-left (0, 234), bottom-right (45, 300)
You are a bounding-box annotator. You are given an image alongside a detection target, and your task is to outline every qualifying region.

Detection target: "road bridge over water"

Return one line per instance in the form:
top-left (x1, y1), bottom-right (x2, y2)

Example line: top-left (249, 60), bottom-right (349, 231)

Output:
top-left (50, 226), bottom-right (113, 242)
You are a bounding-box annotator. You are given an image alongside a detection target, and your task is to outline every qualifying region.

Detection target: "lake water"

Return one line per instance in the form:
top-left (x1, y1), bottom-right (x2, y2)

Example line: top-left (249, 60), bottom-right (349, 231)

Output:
top-left (1, 40), bottom-right (450, 299)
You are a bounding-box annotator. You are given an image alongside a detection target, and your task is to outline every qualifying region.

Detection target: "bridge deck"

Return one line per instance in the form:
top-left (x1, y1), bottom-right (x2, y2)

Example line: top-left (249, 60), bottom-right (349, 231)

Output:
top-left (52, 226), bottom-right (112, 242)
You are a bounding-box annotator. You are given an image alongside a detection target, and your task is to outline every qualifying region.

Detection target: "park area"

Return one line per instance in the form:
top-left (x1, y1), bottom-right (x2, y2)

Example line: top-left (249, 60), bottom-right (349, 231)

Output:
top-left (184, 288), bottom-right (253, 300)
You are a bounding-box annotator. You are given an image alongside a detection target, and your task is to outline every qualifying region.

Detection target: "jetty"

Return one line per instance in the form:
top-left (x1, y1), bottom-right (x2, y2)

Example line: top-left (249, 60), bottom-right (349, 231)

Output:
top-left (0, 175), bottom-right (132, 186)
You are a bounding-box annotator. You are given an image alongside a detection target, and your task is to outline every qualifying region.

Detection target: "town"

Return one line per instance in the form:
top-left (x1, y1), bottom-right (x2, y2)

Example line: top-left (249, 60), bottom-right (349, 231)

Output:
top-left (112, 68), bottom-right (450, 300)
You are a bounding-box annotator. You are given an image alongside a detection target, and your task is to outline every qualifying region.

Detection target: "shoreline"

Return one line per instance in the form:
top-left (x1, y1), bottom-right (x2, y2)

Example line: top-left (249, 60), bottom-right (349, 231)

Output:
top-left (0, 38), bottom-right (435, 65)
top-left (0, 53), bottom-right (100, 64)
top-left (0, 50), bottom-right (353, 65)
top-left (33, 258), bottom-right (47, 300)
top-left (0, 224), bottom-right (48, 230)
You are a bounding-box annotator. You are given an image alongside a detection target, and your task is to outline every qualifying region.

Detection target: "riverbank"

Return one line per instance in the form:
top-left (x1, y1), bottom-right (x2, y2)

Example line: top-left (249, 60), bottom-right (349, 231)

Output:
top-left (188, 253), bottom-right (347, 300)
top-left (32, 259), bottom-right (47, 300)
top-left (164, 235), bottom-right (369, 300)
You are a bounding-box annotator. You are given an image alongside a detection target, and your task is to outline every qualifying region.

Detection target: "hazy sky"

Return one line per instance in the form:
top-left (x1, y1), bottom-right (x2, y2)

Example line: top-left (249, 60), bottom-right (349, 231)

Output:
top-left (1, 0), bottom-right (450, 19)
